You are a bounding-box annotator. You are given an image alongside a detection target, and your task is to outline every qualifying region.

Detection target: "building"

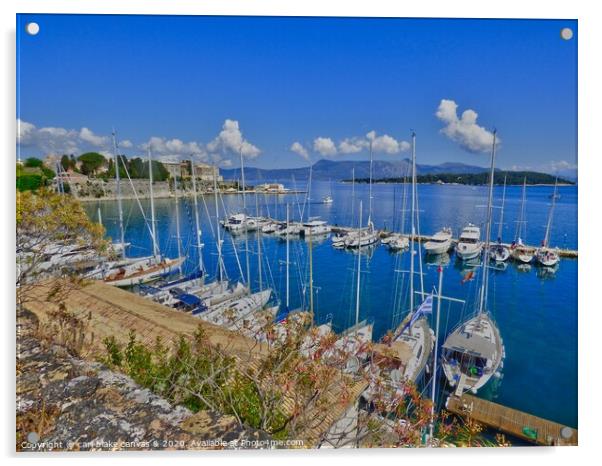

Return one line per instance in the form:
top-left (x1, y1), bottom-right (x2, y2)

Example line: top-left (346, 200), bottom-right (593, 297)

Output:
top-left (160, 160), bottom-right (221, 182)
top-left (255, 183), bottom-right (288, 193)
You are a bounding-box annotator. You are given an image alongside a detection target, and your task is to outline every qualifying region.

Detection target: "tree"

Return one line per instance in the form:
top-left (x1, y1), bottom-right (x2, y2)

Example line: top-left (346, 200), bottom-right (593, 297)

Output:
top-left (77, 152), bottom-right (107, 176)
top-left (16, 188), bottom-right (108, 302)
top-left (23, 157), bottom-right (43, 168)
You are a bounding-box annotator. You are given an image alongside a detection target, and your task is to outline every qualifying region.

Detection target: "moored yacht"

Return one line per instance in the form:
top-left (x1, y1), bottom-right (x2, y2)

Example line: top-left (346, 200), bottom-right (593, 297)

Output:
top-left (536, 180), bottom-right (560, 267)
top-left (424, 228), bottom-right (453, 255)
top-left (455, 224), bottom-right (483, 260)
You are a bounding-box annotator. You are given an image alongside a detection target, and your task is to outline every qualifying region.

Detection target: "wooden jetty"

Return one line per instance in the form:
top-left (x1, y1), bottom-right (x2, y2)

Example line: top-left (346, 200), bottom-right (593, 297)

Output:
top-left (446, 394), bottom-right (578, 446)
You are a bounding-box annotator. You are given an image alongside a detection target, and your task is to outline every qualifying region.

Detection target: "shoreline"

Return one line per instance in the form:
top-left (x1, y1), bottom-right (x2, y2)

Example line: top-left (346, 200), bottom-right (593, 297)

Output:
top-left (76, 190), bottom-right (307, 202)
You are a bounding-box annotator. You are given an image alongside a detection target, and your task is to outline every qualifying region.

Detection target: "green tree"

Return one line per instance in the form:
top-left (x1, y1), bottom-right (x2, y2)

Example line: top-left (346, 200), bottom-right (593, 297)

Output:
top-left (23, 157), bottom-right (43, 168)
top-left (77, 152), bottom-right (107, 176)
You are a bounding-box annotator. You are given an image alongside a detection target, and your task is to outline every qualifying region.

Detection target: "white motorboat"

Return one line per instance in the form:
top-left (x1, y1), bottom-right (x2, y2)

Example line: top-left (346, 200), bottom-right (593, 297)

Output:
top-left (301, 219), bottom-right (331, 236)
top-left (455, 224), bottom-right (483, 260)
top-left (387, 234), bottom-right (410, 251)
top-left (489, 176), bottom-right (510, 262)
top-left (424, 228), bottom-right (453, 255)
top-left (322, 195), bottom-right (333, 204)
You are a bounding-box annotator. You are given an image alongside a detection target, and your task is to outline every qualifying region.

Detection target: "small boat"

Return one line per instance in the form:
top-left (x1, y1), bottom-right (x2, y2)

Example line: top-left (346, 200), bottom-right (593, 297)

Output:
top-left (424, 228), bottom-right (453, 255)
top-left (489, 176), bottom-right (510, 262)
top-left (387, 234), bottom-right (410, 251)
top-left (104, 256), bottom-right (186, 287)
top-left (261, 221), bottom-right (282, 234)
top-left (344, 221), bottom-right (379, 248)
top-left (511, 178), bottom-right (535, 264)
top-left (322, 195), bottom-right (333, 204)
top-left (331, 232), bottom-right (348, 248)
top-left (301, 219), bottom-right (331, 236)
top-left (274, 223), bottom-right (302, 237)
top-left (455, 224), bottom-right (483, 260)
top-left (536, 181), bottom-right (560, 267)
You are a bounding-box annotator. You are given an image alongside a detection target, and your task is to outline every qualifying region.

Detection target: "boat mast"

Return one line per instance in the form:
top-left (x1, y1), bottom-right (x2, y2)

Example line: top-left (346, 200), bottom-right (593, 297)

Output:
top-left (213, 165), bottom-right (224, 281)
top-left (479, 130), bottom-right (498, 315)
top-left (497, 175), bottom-right (507, 241)
top-left (97, 207), bottom-right (103, 228)
top-left (515, 177), bottom-right (528, 243)
top-left (240, 144), bottom-right (251, 286)
top-left (190, 158), bottom-right (205, 276)
top-left (307, 162), bottom-right (313, 221)
top-left (409, 132), bottom-right (416, 313)
top-left (308, 214), bottom-right (314, 318)
top-left (286, 204), bottom-right (290, 311)
top-left (147, 147), bottom-right (160, 259)
top-left (543, 179), bottom-right (559, 247)
top-left (112, 130), bottom-right (126, 257)
top-left (174, 172), bottom-right (183, 273)
top-left (355, 201), bottom-right (363, 335)
top-left (368, 140), bottom-right (373, 226)
top-left (351, 167), bottom-right (355, 228)
top-left (256, 192), bottom-right (262, 291)
top-left (429, 265), bottom-right (444, 441)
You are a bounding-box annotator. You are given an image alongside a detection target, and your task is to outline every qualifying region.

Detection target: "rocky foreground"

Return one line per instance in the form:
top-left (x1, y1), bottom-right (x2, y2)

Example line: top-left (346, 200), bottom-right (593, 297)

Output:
top-left (16, 310), bottom-right (270, 452)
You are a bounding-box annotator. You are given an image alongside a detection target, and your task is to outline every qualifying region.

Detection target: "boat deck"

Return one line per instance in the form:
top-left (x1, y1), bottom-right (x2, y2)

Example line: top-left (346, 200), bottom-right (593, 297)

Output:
top-left (446, 394), bottom-right (578, 446)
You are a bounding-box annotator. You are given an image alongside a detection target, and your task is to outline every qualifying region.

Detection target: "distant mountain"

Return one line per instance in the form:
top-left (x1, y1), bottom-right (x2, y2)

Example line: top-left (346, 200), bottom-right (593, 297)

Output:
top-left (221, 159), bottom-right (489, 182)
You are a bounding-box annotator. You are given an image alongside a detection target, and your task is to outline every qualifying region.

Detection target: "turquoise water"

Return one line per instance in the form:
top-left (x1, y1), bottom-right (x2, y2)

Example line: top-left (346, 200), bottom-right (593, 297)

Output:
top-left (86, 181), bottom-right (578, 428)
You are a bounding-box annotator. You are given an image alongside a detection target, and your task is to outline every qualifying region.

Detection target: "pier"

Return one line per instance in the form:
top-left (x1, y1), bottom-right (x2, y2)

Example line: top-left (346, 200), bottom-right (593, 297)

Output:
top-left (329, 226), bottom-right (578, 259)
top-left (446, 394), bottom-right (578, 446)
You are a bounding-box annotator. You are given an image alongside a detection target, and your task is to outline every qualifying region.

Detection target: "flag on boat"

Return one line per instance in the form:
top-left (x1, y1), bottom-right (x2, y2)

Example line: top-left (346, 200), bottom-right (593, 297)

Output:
top-left (404, 295), bottom-right (434, 332)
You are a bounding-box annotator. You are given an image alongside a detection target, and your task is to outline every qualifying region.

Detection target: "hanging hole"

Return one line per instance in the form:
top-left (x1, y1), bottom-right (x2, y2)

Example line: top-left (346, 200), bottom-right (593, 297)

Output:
top-left (25, 22), bottom-right (40, 36)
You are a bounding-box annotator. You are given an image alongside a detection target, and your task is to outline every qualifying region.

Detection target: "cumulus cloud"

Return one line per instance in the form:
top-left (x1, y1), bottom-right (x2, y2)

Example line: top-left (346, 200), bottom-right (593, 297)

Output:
top-left (79, 127), bottom-right (108, 147)
top-left (307, 131), bottom-right (409, 158)
top-left (290, 141), bottom-right (310, 161)
top-left (435, 99), bottom-right (498, 153)
top-left (206, 119), bottom-right (261, 159)
top-left (17, 119), bottom-right (89, 155)
top-left (313, 137), bottom-right (338, 156)
top-left (141, 136), bottom-right (205, 161)
top-left (120, 139), bottom-right (133, 149)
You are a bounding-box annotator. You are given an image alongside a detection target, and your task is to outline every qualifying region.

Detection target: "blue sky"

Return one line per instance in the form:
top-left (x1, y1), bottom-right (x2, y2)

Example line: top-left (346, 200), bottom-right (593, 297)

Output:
top-left (16, 14), bottom-right (577, 173)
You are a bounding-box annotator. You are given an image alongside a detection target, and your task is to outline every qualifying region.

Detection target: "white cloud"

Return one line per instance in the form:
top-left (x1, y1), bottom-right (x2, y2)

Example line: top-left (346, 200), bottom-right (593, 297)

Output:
top-left (120, 139), bottom-right (133, 148)
top-left (207, 119), bottom-right (261, 159)
top-left (141, 136), bottom-right (205, 161)
top-left (366, 131), bottom-right (409, 154)
top-left (79, 127), bottom-right (108, 147)
top-left (435, 99), bottom-right (498, 153)
top-left (17, 119), bottom-right (83, 155)
top-left (290, 141), bottom-right (310, 161)
top-left (313, 137), bottom-right (338, 156)
top-left (338, 137), bottom-right (366, 154)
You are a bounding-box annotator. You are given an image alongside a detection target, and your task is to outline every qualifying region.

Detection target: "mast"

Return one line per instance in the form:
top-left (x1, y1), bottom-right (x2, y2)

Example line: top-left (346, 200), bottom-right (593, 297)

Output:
top-left (351, 167), bottom-right (356, 227)
top-left (147, 147), bottom-right (159, 259)
top-left (256, 192), bottom-right (262, 291)
top-left (307, 162), bottom-right (313, 221)
top-left (355, 201), bottom-right (363, 334)
top-left (497, 175), bottom-right (507, 242)
top-left (286, 203), bottom-right (290, 311)
top-left (543, 179), bottom-right (559, 247)
top-left (479, 130), bottom-right (497, 315)
top-left (240, 145), bottom-right (251, 286)
top-left (308, 215), bottom-right (314, 318)
top-left (174, 173), bottom-right (183, 273)
top-left (213, 164), bottom-right (224, 281)
top-left (112, 131), bottom-right (126, 257)
top-left (429, 265), bottom-right (444, 441)
top-left (409, 132), bottom-right (416, 313)
top-left (190, 158), bottom-right (205, 276)
top-left (515, 177), bottom-right (528, 242)
top-left (368, 140), bottom-right (373, 225)
top-left (97, 207), bottom-right (103, 227)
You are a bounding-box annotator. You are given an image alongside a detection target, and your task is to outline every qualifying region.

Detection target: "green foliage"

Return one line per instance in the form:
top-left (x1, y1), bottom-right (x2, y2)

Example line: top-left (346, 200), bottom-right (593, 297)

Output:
top-left (102, 156), bottom-right (169, 181)
top-left (60, 154), bottom-right (77, 171)
top-left (16, 174), bottom-right (44, 191)
top-left (23, 157), bottom-right (43, 168)
top-left (77, 152), bottom-right (107, 176)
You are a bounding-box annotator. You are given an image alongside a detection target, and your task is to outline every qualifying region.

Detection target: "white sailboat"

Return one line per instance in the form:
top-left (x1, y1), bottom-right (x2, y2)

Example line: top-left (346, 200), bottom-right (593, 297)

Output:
top-left (490, 175), bottom-right (510, 262)
top-left (441, 130), bottom-right (504, 395)
top-left (511, 177), bottom-right (535, 264)
top-left (535, 180), bottom-right (560, 267)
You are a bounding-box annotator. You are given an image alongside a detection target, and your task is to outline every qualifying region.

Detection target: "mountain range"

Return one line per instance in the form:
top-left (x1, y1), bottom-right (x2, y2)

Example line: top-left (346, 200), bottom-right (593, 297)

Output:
top-left (221, 159), bottom-right (491, 182)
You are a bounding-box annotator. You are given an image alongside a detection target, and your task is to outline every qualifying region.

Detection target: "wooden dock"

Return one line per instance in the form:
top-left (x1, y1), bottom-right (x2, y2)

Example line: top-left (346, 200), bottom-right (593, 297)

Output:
top-left (330, 226), bottom-right (578, 259)
top-left (446, 394), bottom-right (578, 446)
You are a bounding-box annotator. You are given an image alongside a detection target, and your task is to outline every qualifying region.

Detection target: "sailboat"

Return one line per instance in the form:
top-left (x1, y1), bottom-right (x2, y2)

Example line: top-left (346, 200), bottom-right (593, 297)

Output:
top-left (390, 132), bottom-right (434, 383)
top-left (104, 147), bottom-right (185, 287)
top-left (344, 141), bottom-right (379, 248)
top-left (535, 180), bottom-right (561, 267)
top-left (322, 178), bottom-right (334, 204)
top-left (490, 176), bottom-right (510, 262)
top-left (441, 130), bottom-right (504, 395)
top-left (510, 177), bottom-right (535, 264)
